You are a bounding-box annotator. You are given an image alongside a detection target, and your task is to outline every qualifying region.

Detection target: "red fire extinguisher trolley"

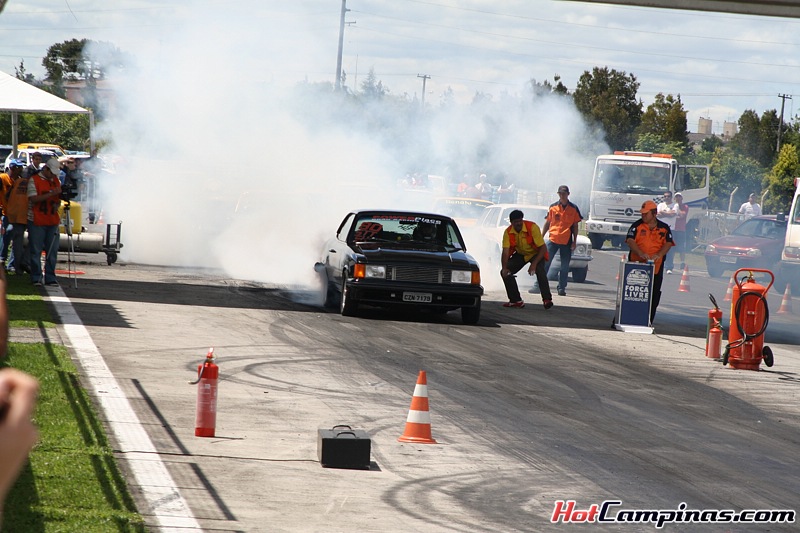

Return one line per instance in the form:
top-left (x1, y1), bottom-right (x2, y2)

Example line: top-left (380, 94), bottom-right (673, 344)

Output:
top-left (723, 269), bottom-right (775, 370)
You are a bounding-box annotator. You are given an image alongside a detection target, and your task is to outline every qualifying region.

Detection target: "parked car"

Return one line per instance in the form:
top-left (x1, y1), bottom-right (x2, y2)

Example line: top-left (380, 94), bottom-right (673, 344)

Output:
top-left (0, 145), bottom-right (12, 166)
top-left (17, 142), bottom-right (66, 158)
top-left (3, 149), bottom-right (57, 172)
top-left (432, 197), bottom-right (493, 227)
top-left (474, 204), bottom-right (593, 282)
top-left (314, 209), bottom-right (484, 324)
top-left (705, 215), bottom-right (787, 278)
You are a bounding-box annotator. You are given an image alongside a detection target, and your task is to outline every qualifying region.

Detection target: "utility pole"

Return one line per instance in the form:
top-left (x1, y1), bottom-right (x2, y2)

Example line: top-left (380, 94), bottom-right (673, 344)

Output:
top-left (335, 0), bottom-right (348, 91)
top-left (417, 74), bottom-right (430, 107)
top-left (777, 93), bottom-right (792, 153)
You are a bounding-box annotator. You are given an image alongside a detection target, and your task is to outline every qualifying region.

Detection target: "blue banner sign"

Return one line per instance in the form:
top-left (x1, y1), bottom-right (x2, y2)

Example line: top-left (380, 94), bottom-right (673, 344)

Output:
top-left (615, 261), bottom-right (654, 333)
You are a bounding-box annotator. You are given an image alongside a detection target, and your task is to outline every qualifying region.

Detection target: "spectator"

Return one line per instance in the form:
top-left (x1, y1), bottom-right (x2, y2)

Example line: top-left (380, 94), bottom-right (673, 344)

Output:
top-left (738, 193), bottom-right (762, 219)
top-left (22, 152), bottom-right (42, 180)
top-left (625, 200), bottom-right (674, 324)
top-left (27, 158), bottom-right (62, 287)
top-left (500, 209), bottom-right (554, 310)
top-left (542, 185), bottom-right (583, 296)
top-left (497, 178), bottom-right (516, 203)
top-left (0, 165), bottom-right (12, 267)
top-left (672, 192), bottom-right (689, 270)
top-left (1, 161), bottom-right (29, 273)
top-left (475, 173), bottom-right (493, 200)
top-left (657, 191), bottom-right (679, 273)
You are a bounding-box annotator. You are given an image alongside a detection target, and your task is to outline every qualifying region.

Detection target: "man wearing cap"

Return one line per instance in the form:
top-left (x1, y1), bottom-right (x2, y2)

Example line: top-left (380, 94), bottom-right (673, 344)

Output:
top-left (626, 200), bottom-right (674, 323)
top-left (2, 160), bottom-right (30, 274)
top-left (542, 185), bottom-right (583, 296)
top-left (501, 209), bottom-right (554, 310)
top-left (0, 163), bottom-right (14, 267)
top-left (656, 191), bottom-right (679, 274)
top-left (27, 158), bottom-right (62, 287)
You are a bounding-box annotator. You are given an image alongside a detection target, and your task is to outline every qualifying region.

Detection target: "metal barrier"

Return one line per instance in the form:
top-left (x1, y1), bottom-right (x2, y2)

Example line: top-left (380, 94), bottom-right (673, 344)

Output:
top-left (696, 210), bottom-right (745, 248)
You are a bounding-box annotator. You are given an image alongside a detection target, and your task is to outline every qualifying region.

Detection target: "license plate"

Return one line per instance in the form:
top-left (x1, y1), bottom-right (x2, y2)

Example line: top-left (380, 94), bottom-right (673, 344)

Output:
top-left (403, 292), bottom-right (432, 303)
top-left (720, 256), bottom-right (737, 264)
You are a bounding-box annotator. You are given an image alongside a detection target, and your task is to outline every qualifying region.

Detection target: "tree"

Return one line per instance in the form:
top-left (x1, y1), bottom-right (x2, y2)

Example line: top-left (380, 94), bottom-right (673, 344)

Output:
top-left (701, 135), bottom-right (724, 153)
top-left (528, 74), bottom-right (570, 98)
top-left (634, 132), bottom-right (687, 159)
top-left (43, 39), bottom-right (130, 83)
top-left (728, 109), bottom-right (779, 167)
top-left (762, 143), bottom-right (799, 214)
top-left (572, 66), bottom-right (642, 151)
top-left (708, 149), bottom-right (766, 211)
top-left (637, 93), bottom-right (688, 148)
top-left (360, 68), bottom-right (388, 100)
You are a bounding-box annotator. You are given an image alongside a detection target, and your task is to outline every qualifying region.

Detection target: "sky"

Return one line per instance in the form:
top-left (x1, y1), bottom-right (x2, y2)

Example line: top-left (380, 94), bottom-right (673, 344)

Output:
top-left (2, 0), bottom-right (800, 132)
top-left (1, 1), bottom-right (799, 286)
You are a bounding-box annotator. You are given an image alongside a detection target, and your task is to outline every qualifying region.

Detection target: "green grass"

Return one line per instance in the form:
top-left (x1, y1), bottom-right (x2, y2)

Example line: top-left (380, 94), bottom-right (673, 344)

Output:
top-left (5, 273), bottom-right (55, 328)
top-left (2, 278), bottom-right (146, 532)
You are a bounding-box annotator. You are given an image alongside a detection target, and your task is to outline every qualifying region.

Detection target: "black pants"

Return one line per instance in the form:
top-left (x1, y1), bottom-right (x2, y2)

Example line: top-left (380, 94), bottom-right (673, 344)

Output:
top-left (502, 253), bottom-right (552, 303)
top-left (651, 267), bottom-right (664, 323)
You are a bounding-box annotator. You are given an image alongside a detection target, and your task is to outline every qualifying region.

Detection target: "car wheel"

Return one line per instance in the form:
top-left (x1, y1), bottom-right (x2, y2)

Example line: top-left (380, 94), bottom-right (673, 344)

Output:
top-left (588, 233), bottom-right (605, 251)
top-left (340, 272), bottom-right (357, 316)
top-left (461, 299), bottom-right (481, 325)
top-left (707, 262), bottom-right (725, 279)
top-left (571, 267), bottom-right (587, 283)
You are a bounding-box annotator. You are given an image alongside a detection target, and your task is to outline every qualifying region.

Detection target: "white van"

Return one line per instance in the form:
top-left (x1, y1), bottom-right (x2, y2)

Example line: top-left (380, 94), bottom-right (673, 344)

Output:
top-left (780, 177), bottom-right (800, 289)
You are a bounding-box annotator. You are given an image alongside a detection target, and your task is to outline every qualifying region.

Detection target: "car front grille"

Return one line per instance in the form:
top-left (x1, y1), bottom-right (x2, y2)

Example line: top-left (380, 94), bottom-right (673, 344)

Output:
top-left (388, 265), bottom-right (452, 283)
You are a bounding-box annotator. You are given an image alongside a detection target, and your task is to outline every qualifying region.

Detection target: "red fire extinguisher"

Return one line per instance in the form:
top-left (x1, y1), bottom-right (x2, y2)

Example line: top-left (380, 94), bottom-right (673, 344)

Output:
top-left (706, 293), bottom-right (723, 359)
top-left (190, 348), bottom-right (218, 437)
top-left (723, 269), bottom-right (774, 370)
top-left (707, 319), bottom-right (723, 360)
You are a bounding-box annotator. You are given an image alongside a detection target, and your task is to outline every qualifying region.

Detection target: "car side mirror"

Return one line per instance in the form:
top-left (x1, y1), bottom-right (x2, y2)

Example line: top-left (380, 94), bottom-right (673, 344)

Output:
top-left (776, 212), bottom-right (786, 222)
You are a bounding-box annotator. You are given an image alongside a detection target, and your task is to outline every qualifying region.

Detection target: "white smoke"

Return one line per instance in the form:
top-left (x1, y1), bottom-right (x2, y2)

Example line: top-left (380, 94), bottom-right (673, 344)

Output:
top-left (88, 4), bottom-right (606, 292)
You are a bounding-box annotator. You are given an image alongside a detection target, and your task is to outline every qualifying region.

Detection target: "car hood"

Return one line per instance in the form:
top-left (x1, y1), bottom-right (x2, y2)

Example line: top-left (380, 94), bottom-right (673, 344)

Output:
top-left (709, 235), bottom-right (776, 250)
top-left (356, 246), bottom-right (476, 267)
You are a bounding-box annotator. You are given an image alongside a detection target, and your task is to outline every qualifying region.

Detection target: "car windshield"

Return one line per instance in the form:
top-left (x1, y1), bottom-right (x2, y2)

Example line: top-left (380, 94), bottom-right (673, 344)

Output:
top-left (731, 219), bottom-right (786, 240)
top-left (351, 214), bottom-right (464, 250)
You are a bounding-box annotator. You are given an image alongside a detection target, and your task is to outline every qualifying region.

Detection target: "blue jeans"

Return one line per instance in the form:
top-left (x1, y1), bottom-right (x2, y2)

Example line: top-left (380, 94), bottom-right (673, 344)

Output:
top-left (545, 241), bottom-right (572, 292)
top-left (8, 223), bottom-right (29, 272)
top-left (28, 224), bottom-right (59, 284)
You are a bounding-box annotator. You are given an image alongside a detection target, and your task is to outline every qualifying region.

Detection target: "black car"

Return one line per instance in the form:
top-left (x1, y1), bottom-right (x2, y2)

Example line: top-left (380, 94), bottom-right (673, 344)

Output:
top-left (315, 210), bottom-right (484, 324)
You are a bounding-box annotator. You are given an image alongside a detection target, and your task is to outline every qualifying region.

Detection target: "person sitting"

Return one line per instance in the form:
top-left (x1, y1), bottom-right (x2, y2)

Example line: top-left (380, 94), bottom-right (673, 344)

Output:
top-left (413, 221), bottom-right (438, 242)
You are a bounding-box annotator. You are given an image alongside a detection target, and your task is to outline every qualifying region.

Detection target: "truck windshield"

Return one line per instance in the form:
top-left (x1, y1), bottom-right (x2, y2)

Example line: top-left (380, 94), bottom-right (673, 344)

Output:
top-left (594, 159), bottom-right (671, 195)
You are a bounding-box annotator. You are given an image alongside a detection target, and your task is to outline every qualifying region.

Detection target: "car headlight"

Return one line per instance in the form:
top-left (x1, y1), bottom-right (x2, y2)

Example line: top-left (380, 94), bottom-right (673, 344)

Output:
top-left (706, 244), bottom-right (716, 253)
top-left (452, 270), bottom-right (479, 284)
top-left (745, 248), bottom-right (762, 257)
top-left (575, 244), bottom-right (586, 255)
top-left (365, 265), bottom-right (386, 278)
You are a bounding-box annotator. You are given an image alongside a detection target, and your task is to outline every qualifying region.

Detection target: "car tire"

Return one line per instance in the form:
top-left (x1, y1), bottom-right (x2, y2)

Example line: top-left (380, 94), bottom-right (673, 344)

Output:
top-left (461, 299), bottom-right (481, 325)
top-left (340, 272), bottom-right (357, 316)
top-left (571, 268), bottom-right (587, 283)
top-left (707, 262), bottom-right (725, 279)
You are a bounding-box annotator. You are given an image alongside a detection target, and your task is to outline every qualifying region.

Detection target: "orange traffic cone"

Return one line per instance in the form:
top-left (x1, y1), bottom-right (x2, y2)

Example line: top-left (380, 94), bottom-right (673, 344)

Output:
top-left (777, 284), bottom-right (793, 315)
top-left (723, 276), bottom-right (735, 302)
top-left (398, 370), bottom-right (437, 444)
top-left (678, 264), bottom-right (690, 292)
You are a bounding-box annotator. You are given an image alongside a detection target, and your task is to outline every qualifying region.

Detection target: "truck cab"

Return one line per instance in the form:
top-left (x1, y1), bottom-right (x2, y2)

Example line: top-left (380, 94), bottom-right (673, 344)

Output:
top-left (780, 177), bottom-right (800, 289)
top-left (585, 151), bottom-right (709, 249)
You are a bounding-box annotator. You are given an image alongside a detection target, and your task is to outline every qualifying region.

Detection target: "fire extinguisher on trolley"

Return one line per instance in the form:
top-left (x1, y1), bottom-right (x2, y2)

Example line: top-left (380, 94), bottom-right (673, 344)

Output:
top-left (723, 269), bottom-right (774, 370)
top-left (189, 348), bottom-right (218, 437)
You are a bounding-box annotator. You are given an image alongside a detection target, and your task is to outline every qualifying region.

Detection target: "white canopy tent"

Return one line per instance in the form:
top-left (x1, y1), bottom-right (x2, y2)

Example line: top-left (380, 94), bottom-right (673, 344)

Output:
top-left (0, 70), bottom-right (93, 156)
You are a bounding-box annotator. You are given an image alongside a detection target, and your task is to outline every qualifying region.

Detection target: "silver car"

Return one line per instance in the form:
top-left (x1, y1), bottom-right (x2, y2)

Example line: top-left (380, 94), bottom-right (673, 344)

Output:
top-left (471, 203), bottom-right (592, 282)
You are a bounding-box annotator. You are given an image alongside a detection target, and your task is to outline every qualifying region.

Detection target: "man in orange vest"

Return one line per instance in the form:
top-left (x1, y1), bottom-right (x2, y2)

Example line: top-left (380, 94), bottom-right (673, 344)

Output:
top-left (501, 209), bottom-right (553, 309)
top-left (543, 185), bottom-right (583, 296)
top-left (626, 200), bottom-right (674, 323)
top-left (27, 158), bottom-right (62, 287)
top-left (2, 160), bottom-right (30, 274)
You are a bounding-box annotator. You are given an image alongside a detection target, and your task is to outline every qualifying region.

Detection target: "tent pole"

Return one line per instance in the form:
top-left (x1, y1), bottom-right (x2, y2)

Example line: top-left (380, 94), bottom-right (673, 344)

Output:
top-left (11, 112), bottom-right (19, 157)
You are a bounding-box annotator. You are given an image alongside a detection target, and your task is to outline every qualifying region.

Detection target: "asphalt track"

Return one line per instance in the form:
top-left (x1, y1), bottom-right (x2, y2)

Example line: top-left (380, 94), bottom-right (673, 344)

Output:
top-left (44, 250), bottom-right (799, 532)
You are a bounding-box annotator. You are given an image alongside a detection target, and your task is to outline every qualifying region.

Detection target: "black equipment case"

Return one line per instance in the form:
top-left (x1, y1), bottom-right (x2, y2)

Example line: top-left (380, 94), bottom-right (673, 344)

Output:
top-left (317, 425), bottom-right (371, 469)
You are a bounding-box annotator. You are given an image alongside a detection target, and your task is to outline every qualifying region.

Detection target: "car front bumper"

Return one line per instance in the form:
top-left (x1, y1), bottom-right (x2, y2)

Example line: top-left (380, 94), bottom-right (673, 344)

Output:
top-left (346, 279), bottom-right (483, 308)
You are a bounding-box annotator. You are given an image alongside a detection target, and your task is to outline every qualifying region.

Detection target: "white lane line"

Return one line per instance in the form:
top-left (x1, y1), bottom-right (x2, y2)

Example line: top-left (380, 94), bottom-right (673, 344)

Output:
top-left (46, 289), bottom-right (202, 532)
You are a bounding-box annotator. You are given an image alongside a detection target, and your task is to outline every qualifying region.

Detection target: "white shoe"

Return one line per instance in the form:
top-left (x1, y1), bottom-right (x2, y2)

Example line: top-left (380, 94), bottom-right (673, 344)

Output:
top-left (666, 269), bottom-right (673, 275)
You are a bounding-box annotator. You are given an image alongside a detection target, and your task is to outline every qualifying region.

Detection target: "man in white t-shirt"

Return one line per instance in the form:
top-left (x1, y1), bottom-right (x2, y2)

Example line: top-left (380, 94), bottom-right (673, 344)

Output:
top-left (657, 191), bottom-right (678, 273)
top-left (739, 193), bottom-right (762, 219)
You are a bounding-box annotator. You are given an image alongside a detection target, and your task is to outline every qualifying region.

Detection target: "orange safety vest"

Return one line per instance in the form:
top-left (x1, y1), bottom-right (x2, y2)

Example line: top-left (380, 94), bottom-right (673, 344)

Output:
top-left (505, 220), bottom-right (536, 249)
top-left (30, 174), bottom-right (61, 226)
top-left (505, 221), bottom-right (549, 261)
